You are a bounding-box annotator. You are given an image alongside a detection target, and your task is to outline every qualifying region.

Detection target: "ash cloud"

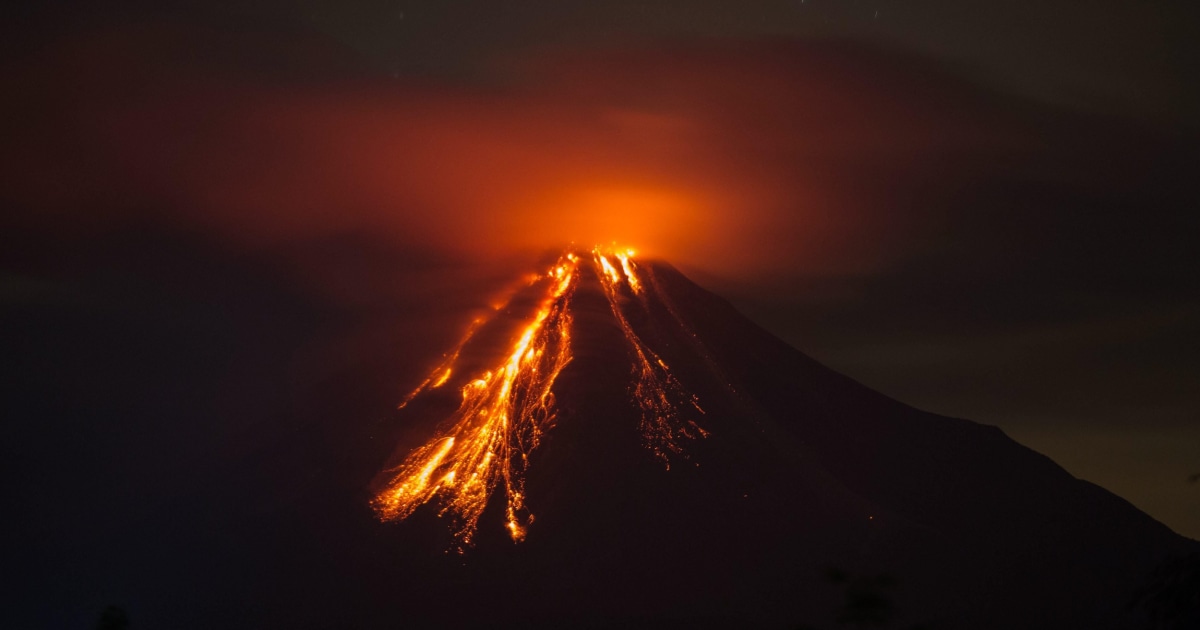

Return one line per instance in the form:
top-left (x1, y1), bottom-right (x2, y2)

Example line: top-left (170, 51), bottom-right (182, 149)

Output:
top-left (3, 22), bottom-right (1038, 281)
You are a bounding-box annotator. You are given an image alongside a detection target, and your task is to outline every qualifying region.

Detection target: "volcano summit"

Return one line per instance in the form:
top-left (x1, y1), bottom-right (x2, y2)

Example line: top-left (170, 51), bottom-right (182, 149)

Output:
top-left (373, 249), bottom-right (709, 546)
top-left (366, 248), bottom-right (1196, 628)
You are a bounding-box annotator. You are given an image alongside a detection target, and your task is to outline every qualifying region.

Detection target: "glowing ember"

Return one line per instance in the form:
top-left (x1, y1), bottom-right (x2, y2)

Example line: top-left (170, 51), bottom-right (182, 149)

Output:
top-left (397, 318), bottom-right (485, 409)
top-left (374, 247), bottom-right (707, 545)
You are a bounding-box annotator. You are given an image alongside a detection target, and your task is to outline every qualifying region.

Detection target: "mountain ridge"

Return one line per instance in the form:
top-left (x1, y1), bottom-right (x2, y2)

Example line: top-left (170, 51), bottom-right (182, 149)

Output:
top-left (369, 252), bottom-right (1195, 628)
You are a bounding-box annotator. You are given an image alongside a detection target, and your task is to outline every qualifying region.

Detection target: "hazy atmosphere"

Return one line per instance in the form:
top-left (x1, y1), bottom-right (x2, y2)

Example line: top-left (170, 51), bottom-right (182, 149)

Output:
top-left (2, 1), bottom-right (1198, 627)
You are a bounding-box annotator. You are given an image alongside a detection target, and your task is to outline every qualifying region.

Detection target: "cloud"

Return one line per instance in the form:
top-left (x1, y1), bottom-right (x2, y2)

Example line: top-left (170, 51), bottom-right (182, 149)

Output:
top-left (1, 25), bottom-right (1036, 280)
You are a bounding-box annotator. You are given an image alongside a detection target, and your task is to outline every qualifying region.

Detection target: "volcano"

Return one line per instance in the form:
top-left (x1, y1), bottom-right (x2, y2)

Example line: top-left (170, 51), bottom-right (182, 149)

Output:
top-left (360, 248), bottom-right (1196, 628)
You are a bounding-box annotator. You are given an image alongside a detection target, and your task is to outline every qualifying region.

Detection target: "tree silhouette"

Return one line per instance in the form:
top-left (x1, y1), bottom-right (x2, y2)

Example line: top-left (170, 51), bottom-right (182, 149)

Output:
top-left (798, 567), bottom-right (934, 630)
top-left (96, 605), bottom-right (129, 630)
top-left (825, 567), bottom-right (897, 628)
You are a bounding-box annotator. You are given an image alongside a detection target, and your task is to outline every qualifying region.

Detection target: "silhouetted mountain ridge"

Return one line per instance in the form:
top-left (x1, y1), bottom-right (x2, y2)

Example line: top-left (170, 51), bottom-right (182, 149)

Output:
top-left (365, 256), bottom-right (1194, 628)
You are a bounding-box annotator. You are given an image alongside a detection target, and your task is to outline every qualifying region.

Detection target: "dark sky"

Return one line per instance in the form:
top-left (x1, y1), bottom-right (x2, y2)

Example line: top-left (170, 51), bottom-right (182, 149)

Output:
top-left (2, 0), bottom-right (1197, 561)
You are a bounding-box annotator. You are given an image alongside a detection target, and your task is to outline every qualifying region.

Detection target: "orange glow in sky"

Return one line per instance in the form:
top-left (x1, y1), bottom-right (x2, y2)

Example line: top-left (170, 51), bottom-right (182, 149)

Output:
top-left (1, 38), bottom-right (1028, 281)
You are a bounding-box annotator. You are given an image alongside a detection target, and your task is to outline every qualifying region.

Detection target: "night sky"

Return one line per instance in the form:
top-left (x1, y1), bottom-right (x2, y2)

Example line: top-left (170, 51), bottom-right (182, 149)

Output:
top-left (3, 0), bottom-right (1198, 609)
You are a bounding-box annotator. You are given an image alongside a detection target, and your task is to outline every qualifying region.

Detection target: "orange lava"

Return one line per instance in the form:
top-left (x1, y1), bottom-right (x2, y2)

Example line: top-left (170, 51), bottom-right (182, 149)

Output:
top-left (374, 247), bottom-right (707, 546)
top-left (373, 252), bottom-right (578, 545)
top-left (592, 247), bottom-right (707, 467)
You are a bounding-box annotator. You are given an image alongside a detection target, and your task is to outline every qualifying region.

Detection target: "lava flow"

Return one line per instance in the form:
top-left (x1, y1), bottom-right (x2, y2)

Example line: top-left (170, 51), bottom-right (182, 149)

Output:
top-left (373, 252), bottom-right (578, 545)
top-left (374, 248), bottom-right (707, 545)
top-left (593, 249), bottom-right (708, 466)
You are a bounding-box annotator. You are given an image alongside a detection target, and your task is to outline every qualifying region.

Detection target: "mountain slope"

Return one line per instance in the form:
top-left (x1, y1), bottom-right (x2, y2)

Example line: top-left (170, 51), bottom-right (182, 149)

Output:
top-left (369, 253), bottom-right (1195, 628)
